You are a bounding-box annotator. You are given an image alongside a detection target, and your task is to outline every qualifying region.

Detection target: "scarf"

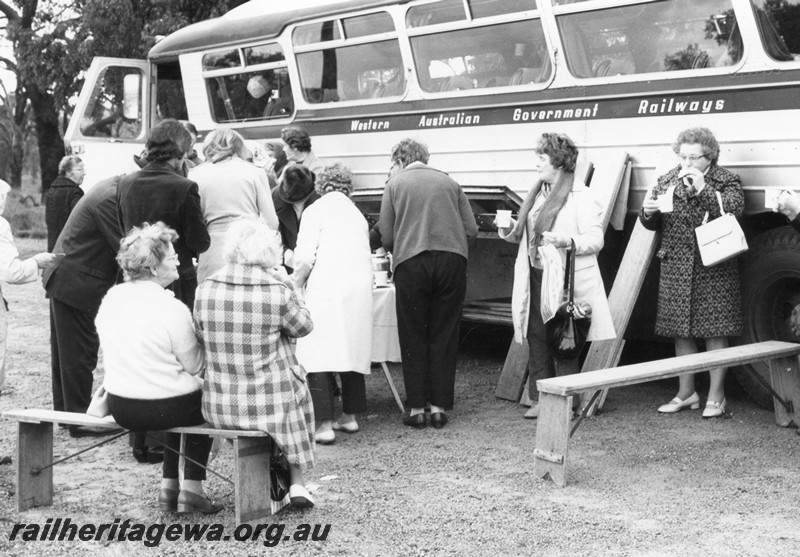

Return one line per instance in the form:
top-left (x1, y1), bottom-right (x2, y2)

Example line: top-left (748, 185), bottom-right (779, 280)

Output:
top-left (507, 171), bottom-right (575, 243)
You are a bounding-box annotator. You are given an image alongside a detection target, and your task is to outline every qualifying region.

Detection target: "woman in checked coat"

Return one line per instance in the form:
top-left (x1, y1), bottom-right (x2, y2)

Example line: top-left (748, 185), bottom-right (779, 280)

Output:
top-left (640, 127), bottom-right (744, 419)
top-left (194, 218), bottom-right (316, 508)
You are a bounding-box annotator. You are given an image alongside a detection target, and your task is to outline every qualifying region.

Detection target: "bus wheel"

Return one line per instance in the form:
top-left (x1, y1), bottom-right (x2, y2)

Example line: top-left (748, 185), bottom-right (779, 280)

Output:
top-left (736, 225), bottom-right (800, 409)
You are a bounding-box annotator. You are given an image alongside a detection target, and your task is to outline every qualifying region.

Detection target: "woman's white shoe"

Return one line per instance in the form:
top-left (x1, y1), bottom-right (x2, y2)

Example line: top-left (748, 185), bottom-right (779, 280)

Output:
top-left (289, 484), bottom-right (314, 508)
top-left (657, 392), bottom-right (701, 413)
top-left (702, 398), bottom-right (726, 418)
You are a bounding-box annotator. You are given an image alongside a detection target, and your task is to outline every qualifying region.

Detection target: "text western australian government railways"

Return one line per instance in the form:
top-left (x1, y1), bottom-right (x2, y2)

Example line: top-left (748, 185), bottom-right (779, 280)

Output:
top-left (8, 518), bottom-right (330, 548)
top-left (346, 92), bottom-right (742, 134)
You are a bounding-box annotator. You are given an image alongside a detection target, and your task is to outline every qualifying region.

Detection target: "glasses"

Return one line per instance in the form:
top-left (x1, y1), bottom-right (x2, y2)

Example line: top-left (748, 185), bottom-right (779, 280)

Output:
top-left (678, 154), bottom-right (707, 162)
top-left (164, 253), bottom-right (179, 263)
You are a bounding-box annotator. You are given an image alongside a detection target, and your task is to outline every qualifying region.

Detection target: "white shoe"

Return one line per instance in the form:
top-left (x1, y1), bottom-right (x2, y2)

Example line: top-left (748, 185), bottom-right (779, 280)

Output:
top-left (314, 428), bottom-right (335, 445)
top-left (702, 398), bottom-right (726, 419)
top-left (289, 484), bottom-right (314, 508)
top-left (657, 392), bottom-right (701, 413)
top-left (523, 404), bottom-right (539, 419)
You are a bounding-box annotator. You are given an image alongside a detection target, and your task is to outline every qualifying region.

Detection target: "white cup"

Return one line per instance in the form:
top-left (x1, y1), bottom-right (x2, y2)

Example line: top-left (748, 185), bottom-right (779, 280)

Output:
top-left (374, 271), bottom-right (389, 287)
top-left (496, 209), bottom-right (512, 228)
top-left (657, 193), bottom-right (673, 213)
top-left (764, 188), bottom-right (782, 210)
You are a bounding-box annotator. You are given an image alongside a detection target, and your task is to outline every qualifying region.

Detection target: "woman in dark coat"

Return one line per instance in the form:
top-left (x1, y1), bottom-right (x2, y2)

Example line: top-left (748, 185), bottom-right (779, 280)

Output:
top-left (640, 127), bottom-right (744, 418)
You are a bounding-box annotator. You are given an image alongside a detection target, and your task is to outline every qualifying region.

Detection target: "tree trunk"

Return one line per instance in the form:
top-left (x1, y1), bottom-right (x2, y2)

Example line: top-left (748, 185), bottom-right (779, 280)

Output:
top-left (26, 84), bottom-right (64, 202)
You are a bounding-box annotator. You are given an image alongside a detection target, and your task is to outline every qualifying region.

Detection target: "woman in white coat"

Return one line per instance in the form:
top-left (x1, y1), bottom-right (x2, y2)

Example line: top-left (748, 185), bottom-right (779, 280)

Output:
top-left (498, 133), bottom-right (615, 419)
top-left (293, 163), bottom-right (373, 444)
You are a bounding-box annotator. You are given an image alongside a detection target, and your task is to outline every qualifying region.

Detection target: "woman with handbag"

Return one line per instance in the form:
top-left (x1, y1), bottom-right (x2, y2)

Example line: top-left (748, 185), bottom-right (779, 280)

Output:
top-left (640, 127), bottom-right (744, 418)
top-left (195, 218), bottom-right (316, 508)
top-left (498, 133), bottom-right (615, 419)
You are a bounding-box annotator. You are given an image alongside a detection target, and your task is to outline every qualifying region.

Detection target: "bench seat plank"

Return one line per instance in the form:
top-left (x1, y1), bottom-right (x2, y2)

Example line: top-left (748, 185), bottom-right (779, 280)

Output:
top-left (2, 409), bottom-right (267, 438)
top-left (538, 341), bottom-right (800, 396)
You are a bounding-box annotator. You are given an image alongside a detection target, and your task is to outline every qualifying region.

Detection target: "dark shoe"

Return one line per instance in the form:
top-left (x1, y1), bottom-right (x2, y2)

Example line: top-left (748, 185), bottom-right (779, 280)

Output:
top-left (430, 412), bottom-right (448, 429)
top-left (69, 425), bottom-right (123, 438)
top-left (403, 413), bottom-right (427, 429)
top-left (147, 446), bottom-right (165, 464)
top-left (177, 490), bottom-right (223, 515)
top-left (158, 488), bottom-right (179, 512)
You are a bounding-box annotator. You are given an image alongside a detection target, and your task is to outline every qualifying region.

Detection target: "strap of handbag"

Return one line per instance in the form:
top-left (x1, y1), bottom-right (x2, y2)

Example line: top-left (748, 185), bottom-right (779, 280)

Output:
top-left (561, 238), bottom-right (577, 305)
top-left (700, 191), bottom-right (726, 225)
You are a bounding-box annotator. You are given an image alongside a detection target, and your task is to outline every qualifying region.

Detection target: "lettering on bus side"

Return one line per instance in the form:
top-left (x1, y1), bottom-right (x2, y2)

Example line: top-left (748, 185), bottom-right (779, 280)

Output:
top-left (512, 103), bottom-right (599, 122)
top-left (351, 119), bottom-right (391, 132)
top-left (637, 97), bottom-right (726, 115)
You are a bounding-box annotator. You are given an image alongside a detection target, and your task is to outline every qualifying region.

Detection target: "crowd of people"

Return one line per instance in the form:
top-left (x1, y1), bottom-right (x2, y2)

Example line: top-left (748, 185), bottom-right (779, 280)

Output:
top-left (3, 118), bottom-right (794, 514)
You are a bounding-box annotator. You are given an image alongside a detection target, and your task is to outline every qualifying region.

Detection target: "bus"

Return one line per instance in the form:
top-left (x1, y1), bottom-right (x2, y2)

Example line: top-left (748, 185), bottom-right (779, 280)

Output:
top-left (64, 0), bottom-right (800, 407)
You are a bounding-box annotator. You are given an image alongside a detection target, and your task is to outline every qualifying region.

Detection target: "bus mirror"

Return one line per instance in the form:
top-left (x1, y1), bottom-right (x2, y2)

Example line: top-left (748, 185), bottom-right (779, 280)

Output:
top-left (122, 73), bottom-right (142, 120)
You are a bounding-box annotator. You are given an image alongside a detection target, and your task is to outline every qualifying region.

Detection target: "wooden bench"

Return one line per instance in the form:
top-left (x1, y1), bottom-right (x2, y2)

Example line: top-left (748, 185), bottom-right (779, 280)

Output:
top-left (533, 340), bottom-right (800, 487)
top-left (2, 408), bottom-right (281, 525)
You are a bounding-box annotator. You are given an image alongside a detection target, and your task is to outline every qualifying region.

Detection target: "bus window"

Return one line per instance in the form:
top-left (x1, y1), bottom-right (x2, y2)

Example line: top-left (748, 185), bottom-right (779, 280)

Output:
top-left (293, 11), bottom-right (405, 103)
top-left (410, 20), bottom-right (550, 92)
top-left (407, 0), bottom-right (538, 28)
top-left (750, 0), bottom-right (800, 61)
top-left (207, 68), bottom-right (294, 122)
top-left (203, 42), bottom-right (293, 122)
top-left (79, 65), bottom-right (144, 139)
top-left (555, 0), bottom-right (742, 78)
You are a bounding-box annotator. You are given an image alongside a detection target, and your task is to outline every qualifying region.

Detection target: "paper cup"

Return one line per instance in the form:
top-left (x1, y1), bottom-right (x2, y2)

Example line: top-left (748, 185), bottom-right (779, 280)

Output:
top-left (764, 188), bottom-right (782, 210)
top-left (496, 210), bottom-right (512, 228)
top-left (374, 271), bottom-right (389, 287)
top-left (657, 194), bottom-right (673, 213)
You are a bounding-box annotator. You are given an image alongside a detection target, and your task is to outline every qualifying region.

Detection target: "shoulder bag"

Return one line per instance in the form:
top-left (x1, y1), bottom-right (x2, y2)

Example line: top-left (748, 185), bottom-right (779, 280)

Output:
top-left (546, 239), bottom-right (592, 360)
top-left (694, 191), bottom-right (748, 267)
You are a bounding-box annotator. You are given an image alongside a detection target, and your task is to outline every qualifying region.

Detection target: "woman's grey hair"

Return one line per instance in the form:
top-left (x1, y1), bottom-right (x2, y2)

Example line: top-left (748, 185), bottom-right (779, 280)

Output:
top-left (117, 222), bottom-right (178, 281)
top-left (202, 128), bottom-right (250, 163)
top-left (534, 132), bottom-right (579, 173)
top-left (223, 218), bottom-right (282, 268)
top-left (672, 127), bottom-right (720, 164)
top-left (316, 162), bottom-right (354, 196)
top-left (391, 138), bottom-right (429, 167)
top-left (58, 155), bottom-right (83, 176)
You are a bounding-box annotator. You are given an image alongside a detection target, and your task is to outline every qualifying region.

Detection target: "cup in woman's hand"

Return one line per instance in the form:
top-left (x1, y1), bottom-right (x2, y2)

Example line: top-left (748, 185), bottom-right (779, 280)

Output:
top-left (495, 210), bottom-right (512, 229)
top-left (657, 192), bottom-right (673, 213)
top-left (374, 271), bottom-right (389, 287)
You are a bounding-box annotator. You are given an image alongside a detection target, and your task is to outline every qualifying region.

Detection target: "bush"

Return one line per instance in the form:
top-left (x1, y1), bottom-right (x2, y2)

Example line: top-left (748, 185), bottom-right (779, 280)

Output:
top-left (3, 189), bottom-right (46, 239)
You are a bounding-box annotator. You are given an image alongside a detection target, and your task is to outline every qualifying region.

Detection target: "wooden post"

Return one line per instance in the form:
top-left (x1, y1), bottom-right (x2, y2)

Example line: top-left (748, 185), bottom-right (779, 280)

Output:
top-left (533, 392), bottom-right (573, 487)
top-left (17, 422), bottom-right (53, 511)
top-left (234, 436), bottom-right (272, 524)
top-left (770, 355), bottom-right (800, 427)
top-left (495, 340), bottom-right (529, 402)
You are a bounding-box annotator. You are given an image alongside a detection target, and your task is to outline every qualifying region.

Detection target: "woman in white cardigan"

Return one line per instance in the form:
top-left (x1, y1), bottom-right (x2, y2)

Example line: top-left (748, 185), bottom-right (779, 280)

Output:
top-left (498, 133), bottom-right (615, 419)
top-left (293, 163), bottom-right (373, 445)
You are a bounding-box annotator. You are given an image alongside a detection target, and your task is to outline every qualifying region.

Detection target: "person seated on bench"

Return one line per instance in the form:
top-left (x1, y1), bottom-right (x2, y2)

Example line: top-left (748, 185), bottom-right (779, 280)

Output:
top-left (96, 222), bottom-right (222, 515)
top-left (640, 127), bottom-right (744, 418)
top-left (497, 133), bottom-right (615, 419)
top-left (194, 218), bottom-right (317, 508)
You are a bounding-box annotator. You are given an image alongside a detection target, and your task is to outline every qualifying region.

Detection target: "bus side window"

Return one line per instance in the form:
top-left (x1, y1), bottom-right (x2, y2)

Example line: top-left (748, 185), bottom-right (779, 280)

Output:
top-left (556, 0), bottom-right (743, 78)
top-left (80, 66), bottom-right (144, 139)
top-left (750, 0), bottom-right (800, 62)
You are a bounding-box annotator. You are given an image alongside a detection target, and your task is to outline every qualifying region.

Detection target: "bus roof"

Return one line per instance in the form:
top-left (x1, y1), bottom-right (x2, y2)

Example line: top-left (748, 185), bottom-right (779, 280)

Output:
top-left (149, 0), bottom-right (411, 61)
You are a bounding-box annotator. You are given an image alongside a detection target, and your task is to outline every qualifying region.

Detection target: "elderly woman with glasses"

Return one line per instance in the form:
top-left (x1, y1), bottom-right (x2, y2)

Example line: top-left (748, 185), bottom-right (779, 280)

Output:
top-left (96, 222), bottom-right (221, 515)
top-left (189, 128), bottom-right (278, 284)
top-left (640, 127), bottom-right (744, 418)
top-left (195, 219), bottom-right (316, 508)
top-left (293, 162), bottom-right (373, 445)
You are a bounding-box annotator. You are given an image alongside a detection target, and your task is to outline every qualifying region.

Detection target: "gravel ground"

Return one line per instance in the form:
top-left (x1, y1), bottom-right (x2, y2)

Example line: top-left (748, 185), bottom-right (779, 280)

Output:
top-left (1, 240), bottom-right (799, 556)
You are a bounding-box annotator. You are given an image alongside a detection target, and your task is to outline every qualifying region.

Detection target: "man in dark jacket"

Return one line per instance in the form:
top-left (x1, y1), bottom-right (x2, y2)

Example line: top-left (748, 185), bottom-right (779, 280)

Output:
top-left (45, 174), bottom-right (124, 437)
top-left (271, 164), bottom-right (318, 271)
top-left (45, 156), bottom-right (85, 252)
top-left (116, 119), bottom-right (210, 309)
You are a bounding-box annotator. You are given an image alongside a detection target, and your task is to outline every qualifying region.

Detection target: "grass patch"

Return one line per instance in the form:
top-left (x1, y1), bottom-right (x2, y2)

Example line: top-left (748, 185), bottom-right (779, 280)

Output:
top-left (4, 189), bottom-right (46, 239)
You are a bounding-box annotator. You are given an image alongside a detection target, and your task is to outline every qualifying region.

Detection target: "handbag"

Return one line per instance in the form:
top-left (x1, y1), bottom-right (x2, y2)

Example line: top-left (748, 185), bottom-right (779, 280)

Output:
top-left (269, 443), bottom-right (291, 502)
top-left (695, 191), bottom-right (748, 267)
top-left (546, 239), bottom-right (592, 360)
top-left (86, 385), bottom-right (111, 418)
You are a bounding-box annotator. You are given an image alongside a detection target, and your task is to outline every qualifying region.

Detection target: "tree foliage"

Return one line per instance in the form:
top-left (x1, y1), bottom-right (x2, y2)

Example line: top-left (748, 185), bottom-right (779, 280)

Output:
top-left (0, 0), bottom-right (247, 191)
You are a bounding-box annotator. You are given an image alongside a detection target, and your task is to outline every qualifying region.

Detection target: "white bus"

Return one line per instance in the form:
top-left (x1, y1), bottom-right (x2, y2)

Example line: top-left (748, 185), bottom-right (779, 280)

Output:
top-left (65, 0), bottom-right (800, 406)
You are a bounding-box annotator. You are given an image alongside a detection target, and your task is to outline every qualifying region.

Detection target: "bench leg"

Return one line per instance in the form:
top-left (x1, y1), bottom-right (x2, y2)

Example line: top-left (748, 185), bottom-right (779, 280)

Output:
top-left (233, 437), bottom-right (273, 525)
top-left (17, 422), bottom-right (53, 511)
top-left (533, 392), bottom-right (573, 487)
top-left (770, 356), bottom-right (800, 428)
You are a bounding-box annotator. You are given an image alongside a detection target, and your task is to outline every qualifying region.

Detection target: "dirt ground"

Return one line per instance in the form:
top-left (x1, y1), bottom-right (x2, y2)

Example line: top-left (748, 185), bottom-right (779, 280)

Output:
top-left (1, 239), bottom-right (799, 556)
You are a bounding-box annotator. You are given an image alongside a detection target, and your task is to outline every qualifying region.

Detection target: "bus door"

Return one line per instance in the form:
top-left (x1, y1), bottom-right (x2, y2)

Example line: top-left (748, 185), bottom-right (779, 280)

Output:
top-left (64, 58), bottom-right (149, 190)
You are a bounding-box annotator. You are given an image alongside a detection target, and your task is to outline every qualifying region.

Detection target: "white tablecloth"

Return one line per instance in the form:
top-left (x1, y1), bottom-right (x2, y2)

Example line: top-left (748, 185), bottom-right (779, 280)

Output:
top-left (372, 285), bottom-right (401, 363)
